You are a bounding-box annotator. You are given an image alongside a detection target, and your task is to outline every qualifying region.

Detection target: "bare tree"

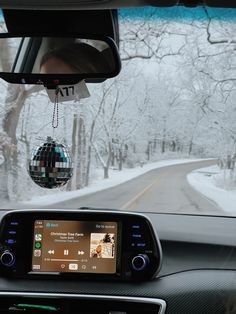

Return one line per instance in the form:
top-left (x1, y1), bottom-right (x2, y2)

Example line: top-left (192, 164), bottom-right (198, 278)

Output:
top-left (0, 84), bottom-right (42, 200)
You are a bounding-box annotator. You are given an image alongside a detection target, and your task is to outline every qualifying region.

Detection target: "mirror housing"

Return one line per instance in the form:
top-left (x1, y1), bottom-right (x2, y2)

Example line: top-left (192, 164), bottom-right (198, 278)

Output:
top-left (2, 10), bottom-right (119, 46)
top-left (0, 34), bottom-right (121, 86)
top-left (0, 9), bottom-right (121, 85)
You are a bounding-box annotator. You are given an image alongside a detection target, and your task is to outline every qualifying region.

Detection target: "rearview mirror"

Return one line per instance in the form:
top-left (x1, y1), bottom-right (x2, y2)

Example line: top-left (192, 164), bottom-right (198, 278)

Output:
top-left (0, 35), bottom-right (121, 86)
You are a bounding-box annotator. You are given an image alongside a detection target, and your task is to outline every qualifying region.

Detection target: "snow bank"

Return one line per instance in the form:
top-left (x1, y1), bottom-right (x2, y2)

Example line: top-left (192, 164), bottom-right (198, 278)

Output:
top-left (23, 158), bottom-right (204, 206)
top-left (187, 165), bottom-right (236, 214)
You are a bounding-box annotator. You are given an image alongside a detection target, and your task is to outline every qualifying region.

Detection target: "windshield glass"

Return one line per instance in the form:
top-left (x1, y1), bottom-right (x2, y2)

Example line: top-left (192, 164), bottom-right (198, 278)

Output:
top-left (0, 7), bottom-right (236, 216)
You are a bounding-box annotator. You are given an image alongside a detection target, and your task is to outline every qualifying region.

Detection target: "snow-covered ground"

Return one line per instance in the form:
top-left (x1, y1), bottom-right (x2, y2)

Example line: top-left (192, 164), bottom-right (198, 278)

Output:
top-left (187, 165), bottom-right (236, 214)
top-left (23, 158), bottom-right (204, 206)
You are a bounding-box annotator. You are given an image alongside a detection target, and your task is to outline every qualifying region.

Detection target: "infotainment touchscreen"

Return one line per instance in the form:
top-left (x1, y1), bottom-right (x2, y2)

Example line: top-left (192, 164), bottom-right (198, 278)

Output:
top-left (32, 220), bottom-right (118, 274)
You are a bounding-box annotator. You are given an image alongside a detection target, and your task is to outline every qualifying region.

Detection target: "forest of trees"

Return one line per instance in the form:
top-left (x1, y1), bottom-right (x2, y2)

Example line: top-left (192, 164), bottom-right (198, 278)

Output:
top-left (0, 7), bottom-right (236, 203)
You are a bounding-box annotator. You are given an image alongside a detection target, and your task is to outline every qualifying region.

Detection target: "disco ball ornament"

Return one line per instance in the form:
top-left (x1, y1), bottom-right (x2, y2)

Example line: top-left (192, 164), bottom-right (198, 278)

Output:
top-left (28, 137), bottom-right (73, 189)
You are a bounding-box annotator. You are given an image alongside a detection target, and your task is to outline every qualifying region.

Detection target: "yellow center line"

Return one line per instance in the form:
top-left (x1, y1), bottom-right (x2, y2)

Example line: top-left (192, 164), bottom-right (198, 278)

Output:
top-left (120, 170), bottom-right (171, 210)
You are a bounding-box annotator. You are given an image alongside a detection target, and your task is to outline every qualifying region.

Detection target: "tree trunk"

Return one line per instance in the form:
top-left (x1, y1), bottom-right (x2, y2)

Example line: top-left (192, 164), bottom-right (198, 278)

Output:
top-left (146, 145), bottom-right (150, 161)
top-left (11, 147), bottom-right (18, 197)
top-left (0, 156), bottom-right (10, 202)
top-left (3, 85), bottom-right (25, 197)
top-left (103, 142), bottom-right (112, 179)
top-left (62, 106), bottom-right (68, 145)
top-left (76, 117), bottom-right (83, 189)
top-left (67, 114), bottom-right (78, 191)
top-left (68, 114), bottom-right (87, 190)
top-left (76, 116), bottom-right (86, 189)
top-left (85, 119), bottom-right (96, 187)
top-left (161, 140), bottom-right (165, 154)
top-left (111, 150), bottom-right (115, 167)
top-left (24, 136), bottom-right (31, 189)
top-left (104, 166), bottom-right (109, 179)
top-left (118, 148), bottom-right (123, 171)
top-left (171, 140), bottom-right (176, 152)
top-left (153, 138), bottom-right (157, 152)
top-left (85, 99), bottom-right (104, 187)
top-left (82, 121), bottom-right (87, 186)
top-left (162, 119), bottom-right (166, 154)
top-left (0, 85), bottom-right (31, 200)
top-left (0, 84), bottom-right (42, 200)
top-left (85, 145), bottom-right (92, 187)
top-left (188, 141), bottom-right (193, 155)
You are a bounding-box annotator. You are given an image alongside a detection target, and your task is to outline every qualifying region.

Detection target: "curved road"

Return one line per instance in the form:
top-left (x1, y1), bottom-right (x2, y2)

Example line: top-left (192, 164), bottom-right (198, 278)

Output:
top-left (50, 160), bottom-right (221, 215)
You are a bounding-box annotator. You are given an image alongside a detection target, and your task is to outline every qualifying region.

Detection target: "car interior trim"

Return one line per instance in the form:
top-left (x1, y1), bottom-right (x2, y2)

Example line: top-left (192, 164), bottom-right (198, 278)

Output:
top-left (0, 292), bottom-right (167, 313)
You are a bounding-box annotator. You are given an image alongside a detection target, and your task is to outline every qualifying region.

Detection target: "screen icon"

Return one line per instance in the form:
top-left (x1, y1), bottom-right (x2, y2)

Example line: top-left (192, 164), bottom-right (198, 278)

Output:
top-left (34, 249), bottom-right (41, 257)
top-left (78, 251), bottom-right (85, 255)
top-left (69, 263), bottom-right (78, 270)
top-left (32, 264), bottom-right (41, 270)
top-left (35, 234), bottom-right (42, 241)
top-left (35, 242), bottom-right (41, 249)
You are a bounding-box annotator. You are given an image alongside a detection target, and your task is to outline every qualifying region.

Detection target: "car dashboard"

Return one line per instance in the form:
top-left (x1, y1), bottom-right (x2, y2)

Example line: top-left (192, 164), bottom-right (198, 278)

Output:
top-left (0, 0), bottom-right (235, 312)
top-left (0, 209), bottom-right (234, 313)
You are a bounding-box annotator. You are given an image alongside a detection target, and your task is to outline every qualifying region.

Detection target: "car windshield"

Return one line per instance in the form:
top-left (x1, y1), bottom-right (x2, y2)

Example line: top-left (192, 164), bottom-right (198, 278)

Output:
top-left (0, 7), bottom-right (236, 216)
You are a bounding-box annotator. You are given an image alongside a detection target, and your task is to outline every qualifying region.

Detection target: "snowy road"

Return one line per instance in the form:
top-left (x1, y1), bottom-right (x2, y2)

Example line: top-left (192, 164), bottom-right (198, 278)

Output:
top-left (49, 160), bottom-right (222, 215)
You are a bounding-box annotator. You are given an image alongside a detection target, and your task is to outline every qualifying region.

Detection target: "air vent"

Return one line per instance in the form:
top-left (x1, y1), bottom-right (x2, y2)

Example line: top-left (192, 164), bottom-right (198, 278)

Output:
top-left (0, 294), bottom-right (166, 314)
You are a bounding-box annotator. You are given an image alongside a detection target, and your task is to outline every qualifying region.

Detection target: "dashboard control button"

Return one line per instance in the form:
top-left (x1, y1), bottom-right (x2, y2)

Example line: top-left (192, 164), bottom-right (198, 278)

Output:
top-left (137, 243), bottom-right (146, 247)
top-left (0, 250), bottom-right (15, 267)
top-left (69, 263), bottom-right (78, 270)
top-left (132, 225), bottom-right (141, 229)
top-left (5, 239), bottom-right (16, 245)
top-left (131, 254), bottom-right (149, 271)
top-left (132, 234), bottom-right (142, 238)
top-left (8, 230), bottom-right (17, 235)
top-left (10, 221), bottom-right (19, 226)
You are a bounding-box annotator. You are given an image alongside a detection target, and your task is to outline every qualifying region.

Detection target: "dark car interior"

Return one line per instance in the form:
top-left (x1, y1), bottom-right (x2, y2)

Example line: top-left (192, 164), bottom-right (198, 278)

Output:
top-left (0, 0), bottom-right (235, 313)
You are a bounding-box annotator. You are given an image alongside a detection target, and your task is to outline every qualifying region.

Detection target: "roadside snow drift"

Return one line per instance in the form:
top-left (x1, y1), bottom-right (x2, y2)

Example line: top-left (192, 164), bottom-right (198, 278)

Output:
top-left (187, 165), bottom-right (236, 214)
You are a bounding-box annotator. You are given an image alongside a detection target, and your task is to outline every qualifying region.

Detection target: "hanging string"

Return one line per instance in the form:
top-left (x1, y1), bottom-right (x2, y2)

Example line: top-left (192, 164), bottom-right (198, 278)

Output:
top-left (52, 87), bottom-right (60, 129)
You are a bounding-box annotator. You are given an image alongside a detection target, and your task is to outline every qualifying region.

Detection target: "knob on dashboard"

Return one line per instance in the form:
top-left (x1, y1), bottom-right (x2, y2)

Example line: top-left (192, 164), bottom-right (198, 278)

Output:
top-left (0, 250), bottom-right (15, 267)
top-left (131, 254), bottom-right (149, 271)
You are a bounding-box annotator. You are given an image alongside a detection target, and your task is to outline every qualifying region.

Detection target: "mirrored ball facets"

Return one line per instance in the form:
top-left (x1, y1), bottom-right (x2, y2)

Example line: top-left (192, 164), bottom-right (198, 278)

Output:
top-left (28, 137), bottom-right (73, 189)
